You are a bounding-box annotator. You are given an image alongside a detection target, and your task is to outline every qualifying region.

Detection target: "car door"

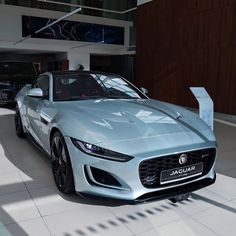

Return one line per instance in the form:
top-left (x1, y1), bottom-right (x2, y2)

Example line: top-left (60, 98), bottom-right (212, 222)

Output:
top-left (26, 75), bottom-right (49, 146)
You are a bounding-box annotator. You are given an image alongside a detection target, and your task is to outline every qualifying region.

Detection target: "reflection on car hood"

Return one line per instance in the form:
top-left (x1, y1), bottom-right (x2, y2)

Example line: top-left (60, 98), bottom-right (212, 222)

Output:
top-left (55, 98), bottom-right (214, 154)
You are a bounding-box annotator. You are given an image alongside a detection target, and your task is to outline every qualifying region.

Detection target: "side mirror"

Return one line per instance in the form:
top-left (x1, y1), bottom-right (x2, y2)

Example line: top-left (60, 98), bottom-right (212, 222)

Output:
top-left (27, 88), bottom-right (43, 98)
top-left (140, 87), bottom-right (149, 95)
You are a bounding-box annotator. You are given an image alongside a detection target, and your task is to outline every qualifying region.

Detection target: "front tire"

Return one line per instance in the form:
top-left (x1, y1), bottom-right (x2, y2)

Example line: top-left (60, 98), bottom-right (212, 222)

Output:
top-left (51, 131), bottom-right (75, 193)
top-left (15, 106), bottom-right (25, 138)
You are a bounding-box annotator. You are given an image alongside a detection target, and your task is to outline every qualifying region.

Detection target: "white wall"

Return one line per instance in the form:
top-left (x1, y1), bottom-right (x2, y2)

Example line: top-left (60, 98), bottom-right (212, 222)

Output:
top-left (68, 51), bottom-right (90, 70)
top-left (0, 4), bottom-right (133, 69)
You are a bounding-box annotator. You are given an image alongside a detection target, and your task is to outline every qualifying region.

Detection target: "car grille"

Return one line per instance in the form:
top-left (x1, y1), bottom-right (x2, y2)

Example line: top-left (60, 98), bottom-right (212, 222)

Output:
top-left (139, 148), bottom-right (216, 188)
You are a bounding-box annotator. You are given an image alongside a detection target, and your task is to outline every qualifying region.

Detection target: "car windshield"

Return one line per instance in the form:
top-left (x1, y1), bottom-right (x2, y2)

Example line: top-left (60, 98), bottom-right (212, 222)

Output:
top-left (0, 62), bottom-right (36, 75)
top-left (53, 73), bottom-right (146, 101)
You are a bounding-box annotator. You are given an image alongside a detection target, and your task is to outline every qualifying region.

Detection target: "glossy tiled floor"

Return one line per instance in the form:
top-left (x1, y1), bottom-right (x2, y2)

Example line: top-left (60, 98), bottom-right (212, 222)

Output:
top-left (0, 107), bottom-right (235, 236)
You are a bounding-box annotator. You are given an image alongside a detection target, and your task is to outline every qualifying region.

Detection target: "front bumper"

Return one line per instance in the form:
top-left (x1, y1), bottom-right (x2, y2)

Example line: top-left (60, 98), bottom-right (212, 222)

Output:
top-left (134, 175), bottom-right (216, 203)
top-left (64, 136), bottom-right (217, 201)
top-left (80, 175), bottom-right (216, 204)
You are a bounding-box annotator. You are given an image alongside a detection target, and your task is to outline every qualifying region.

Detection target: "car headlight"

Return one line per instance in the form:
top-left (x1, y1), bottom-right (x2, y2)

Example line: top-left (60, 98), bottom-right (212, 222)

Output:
top-left (71, 138), bottom-right (133, 162)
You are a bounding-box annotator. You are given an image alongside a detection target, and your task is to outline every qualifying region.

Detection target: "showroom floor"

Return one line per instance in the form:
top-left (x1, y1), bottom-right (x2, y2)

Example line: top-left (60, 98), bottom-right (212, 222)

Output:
top-left (0, 108), bottom-right (235, 236)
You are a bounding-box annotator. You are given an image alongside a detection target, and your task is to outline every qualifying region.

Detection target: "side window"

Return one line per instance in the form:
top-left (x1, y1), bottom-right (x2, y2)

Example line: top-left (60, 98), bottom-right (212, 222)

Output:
top-left (38, 76), bottom-right (49, 99)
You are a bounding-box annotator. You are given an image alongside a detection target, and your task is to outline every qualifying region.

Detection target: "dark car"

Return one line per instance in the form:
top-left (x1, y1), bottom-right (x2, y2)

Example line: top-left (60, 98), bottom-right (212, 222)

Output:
top-left (0, 61), bottom-right (37, 105)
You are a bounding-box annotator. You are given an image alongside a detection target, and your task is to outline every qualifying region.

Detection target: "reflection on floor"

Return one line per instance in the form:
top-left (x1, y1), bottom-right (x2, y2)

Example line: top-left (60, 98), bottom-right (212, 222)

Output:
top-left (0, 108), bottom-right (235, 236)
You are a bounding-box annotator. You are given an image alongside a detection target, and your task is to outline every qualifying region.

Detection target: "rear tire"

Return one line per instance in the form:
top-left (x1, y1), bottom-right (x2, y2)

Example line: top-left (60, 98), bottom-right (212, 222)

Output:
top-left (15, 106), bottom-right (25, 138)
top-left (51, 131), bottom-right (75, 193)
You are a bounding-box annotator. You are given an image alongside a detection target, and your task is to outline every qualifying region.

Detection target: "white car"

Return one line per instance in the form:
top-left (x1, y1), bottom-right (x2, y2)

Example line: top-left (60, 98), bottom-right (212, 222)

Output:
top-left (15, 71), bottom-right (217, 202)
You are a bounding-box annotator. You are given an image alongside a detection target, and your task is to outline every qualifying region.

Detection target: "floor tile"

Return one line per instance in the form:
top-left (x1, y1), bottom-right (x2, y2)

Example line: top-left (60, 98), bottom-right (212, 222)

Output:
top-left (4, 144), bottom-right (50, 172)
top-left (0, 143), bottom-right (7, 158)
top-left (0, 160), bottom-right (18, 176)
top-left (0, 191), bottom-right (40, 226)
top-left (0, 108), bottom-right (15, 116)
top-left (0, 172), bottom-right (27, 196)
top-left (214, 123), bottom-right (236, 153)
top-left (29, 186), bottom-right (88, 216)
top-left (43, 206), bottom-right (133, 236)
top-left (221, 168), bottom-right (236, 178)
top-left (215, 156), bottom-right (236, 173)
top-left (192, 201), bottom-right (236, 236)
top-left (0, 218), bottom-right (51, 236)
top-left (134, 229), bottom-right (160, 236)
top-left (135, 218), bottom-right (218, 236)
top-left (217, 149), bottom-right (236, 161)
top-left (176, 188), bottom-right (227, 215)
top-left (0, 117), bottom-right (50, 173)
top-left (108, 200), bottom-right (187, 234)
top-left (230, 198), bottom-right (236, 205)
top-left (207, 173), bottom-right (236, 200)
top-left (19, 168), bottom-right (54, 191)
top-left (0, 136), bottom-right (50, 173)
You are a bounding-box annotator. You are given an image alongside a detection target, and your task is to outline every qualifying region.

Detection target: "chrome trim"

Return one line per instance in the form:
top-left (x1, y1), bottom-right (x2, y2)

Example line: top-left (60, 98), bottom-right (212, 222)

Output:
top-left (160, 172), bottom-right (202, 185)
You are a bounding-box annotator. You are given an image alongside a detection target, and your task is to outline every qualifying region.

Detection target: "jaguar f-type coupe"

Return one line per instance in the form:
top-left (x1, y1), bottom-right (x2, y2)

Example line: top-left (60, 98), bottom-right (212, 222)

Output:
top-left (15, 71), bottom-right (217, 202)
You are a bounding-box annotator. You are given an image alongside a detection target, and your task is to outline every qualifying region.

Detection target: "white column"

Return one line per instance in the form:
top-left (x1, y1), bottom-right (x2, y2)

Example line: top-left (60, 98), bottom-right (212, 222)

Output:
top-left (67, 50), bottom-right (90, 70)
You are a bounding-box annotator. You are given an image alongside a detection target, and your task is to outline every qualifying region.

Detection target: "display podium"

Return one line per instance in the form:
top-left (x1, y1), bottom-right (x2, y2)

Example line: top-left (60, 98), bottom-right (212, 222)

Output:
top-left (190, 87), bottom-right (214, 131)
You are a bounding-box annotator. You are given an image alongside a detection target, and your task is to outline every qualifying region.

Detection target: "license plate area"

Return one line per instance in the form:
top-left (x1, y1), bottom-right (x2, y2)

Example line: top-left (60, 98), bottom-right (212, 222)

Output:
top-left (160, 162), bottom-right (203, 185)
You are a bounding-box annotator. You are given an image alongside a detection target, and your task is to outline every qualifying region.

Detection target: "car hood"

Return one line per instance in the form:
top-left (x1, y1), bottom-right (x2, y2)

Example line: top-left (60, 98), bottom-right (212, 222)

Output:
top-left (54, 99), bottom-right (216, 156)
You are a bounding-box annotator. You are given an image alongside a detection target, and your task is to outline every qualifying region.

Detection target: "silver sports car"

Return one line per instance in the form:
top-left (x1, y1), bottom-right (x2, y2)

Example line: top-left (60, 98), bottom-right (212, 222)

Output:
top-left (15, 71), bottom-right (217, 202)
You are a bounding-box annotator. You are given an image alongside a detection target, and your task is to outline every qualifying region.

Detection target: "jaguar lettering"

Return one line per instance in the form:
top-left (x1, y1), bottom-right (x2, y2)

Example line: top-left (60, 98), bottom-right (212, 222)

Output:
top-left (170, 166), bottom-right (196, 176)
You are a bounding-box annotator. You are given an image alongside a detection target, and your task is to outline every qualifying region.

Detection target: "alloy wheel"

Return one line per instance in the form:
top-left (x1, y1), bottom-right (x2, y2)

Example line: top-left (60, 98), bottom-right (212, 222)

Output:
top-left (51, 135), bottom-right (68, 189)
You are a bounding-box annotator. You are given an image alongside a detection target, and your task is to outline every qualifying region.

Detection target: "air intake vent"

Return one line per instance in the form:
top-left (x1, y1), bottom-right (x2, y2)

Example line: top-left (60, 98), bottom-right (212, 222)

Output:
top-left (88, 167), bottom-right (122, 188)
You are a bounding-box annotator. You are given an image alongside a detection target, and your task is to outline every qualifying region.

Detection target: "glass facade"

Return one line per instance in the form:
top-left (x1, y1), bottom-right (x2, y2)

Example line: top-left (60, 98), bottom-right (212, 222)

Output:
top-left (1, 0), bottom-right (137, 21)
top-left (22, 15), bottom-right (125, 45)
top-left (0, 0), bottom-right (136, 47)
